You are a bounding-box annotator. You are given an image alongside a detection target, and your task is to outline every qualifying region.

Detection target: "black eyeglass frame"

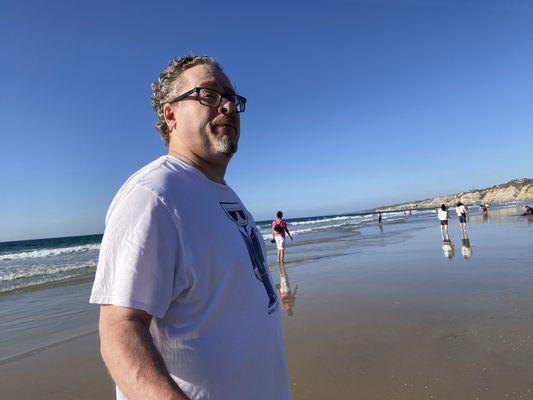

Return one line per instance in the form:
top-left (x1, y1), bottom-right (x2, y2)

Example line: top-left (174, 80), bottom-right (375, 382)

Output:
top-left (169, 87), bottom-right (247, 113)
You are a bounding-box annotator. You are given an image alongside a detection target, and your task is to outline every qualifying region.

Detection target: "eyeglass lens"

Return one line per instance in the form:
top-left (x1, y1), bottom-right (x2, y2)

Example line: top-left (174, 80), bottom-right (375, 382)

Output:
top-left (199, 88), bottom-right (245, 112)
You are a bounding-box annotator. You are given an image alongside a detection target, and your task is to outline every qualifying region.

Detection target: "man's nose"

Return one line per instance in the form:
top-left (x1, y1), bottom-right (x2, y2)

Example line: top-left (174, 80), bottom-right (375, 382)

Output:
top-left (218, 97), bottom-right (236, 115)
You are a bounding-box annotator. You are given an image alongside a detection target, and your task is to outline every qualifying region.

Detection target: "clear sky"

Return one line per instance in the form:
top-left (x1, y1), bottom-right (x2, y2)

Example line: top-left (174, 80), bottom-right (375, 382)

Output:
top-left (1, 0), bottom-right (532, 242)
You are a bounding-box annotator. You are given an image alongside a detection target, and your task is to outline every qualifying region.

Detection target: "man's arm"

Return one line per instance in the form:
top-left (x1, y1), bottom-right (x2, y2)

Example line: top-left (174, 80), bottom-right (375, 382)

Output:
top-left (99, 305), bottom-right (189, 400)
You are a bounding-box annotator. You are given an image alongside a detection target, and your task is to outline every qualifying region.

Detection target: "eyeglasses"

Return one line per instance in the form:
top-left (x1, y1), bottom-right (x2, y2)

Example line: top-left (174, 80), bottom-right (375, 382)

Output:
top-left (169, 87), bottom-right (247, 113)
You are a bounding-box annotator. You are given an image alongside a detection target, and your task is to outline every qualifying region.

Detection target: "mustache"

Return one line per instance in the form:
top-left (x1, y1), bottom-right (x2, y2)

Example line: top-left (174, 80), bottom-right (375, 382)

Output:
top-left (213, 117), bottom-right (237, 127)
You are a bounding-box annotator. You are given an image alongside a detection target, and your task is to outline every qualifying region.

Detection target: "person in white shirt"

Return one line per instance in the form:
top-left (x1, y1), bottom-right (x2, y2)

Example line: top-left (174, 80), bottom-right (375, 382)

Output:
top-left (90, 55), bottom-right (290, 400)
top-left (437, 204), bottom-right (449, 240)
top-left (455, 201), bottom-right (468, 236)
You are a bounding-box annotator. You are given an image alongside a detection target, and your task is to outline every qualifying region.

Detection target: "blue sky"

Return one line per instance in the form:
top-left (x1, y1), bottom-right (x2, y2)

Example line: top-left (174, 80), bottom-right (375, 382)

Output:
top-left (1, 0), bottom-right (532, 242)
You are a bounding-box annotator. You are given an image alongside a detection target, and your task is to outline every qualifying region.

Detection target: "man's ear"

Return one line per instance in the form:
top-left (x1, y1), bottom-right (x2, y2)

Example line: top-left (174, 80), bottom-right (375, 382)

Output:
top-left (163, 103), bottom-right (176, 133)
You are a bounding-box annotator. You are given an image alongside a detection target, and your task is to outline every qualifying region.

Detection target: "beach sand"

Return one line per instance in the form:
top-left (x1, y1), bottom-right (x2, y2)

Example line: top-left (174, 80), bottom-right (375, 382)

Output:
top-left (0, 333), bottom-right (113, 400)
top-left (2, 207), bottom-right (533, 399)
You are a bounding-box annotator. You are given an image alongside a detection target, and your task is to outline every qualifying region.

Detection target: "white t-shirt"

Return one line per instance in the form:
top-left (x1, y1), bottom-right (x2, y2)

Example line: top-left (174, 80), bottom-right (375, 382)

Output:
top-left (437, 209), bottom-right (448, 221)
top-left (455, 205), bottom-right (467, 217)
top-left (90, 155), bottom-right (290, 400)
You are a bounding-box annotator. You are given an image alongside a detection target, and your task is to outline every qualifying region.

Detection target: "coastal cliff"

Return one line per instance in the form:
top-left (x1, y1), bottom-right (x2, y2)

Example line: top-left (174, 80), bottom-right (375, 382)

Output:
top-left (380, 178), bottom-right (533, 211)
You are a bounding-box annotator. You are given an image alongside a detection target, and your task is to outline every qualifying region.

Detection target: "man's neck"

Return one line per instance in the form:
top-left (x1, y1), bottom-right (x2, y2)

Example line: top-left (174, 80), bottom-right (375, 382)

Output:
top-left (168, 148), bottom-right (228, 184)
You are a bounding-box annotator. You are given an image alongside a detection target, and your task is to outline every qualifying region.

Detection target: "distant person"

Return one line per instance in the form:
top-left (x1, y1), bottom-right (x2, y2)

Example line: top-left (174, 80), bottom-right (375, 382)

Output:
top-left (272, 211), bottom-right (293, 264)
top-left (456, 201), bottom-right (468, 235)
top-left (377, 211), bottom-right (382, 224)
top-left (437, 204), bottom-right (449, 240)
top-left (523, 206), bottom-right (533, 215)
top-left (480, 203), bottom-right (489, 220)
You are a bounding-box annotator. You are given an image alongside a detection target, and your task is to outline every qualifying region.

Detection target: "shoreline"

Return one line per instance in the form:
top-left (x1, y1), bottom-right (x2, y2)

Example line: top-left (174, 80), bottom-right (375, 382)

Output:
top-left (0, 275), bottom-right (95, 298)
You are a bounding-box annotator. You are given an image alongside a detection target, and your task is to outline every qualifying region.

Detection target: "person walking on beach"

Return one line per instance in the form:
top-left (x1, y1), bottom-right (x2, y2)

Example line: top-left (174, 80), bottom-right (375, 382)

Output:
top-left (272, 211), bottom-right (293, 264)
top-left (377, 211), bottom-right (382, 224)
top-left (456, 201), bottom-right (468, 236)
top-left (437, 204), bottom-right (449, 241)
top-left (90, 55), bottom-right (289, 400)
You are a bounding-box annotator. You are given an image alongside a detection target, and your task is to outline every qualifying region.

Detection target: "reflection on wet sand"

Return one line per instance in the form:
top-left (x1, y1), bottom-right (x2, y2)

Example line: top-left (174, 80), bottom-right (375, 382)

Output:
top-left (458, 226), bottom-right (473, 259)
top-left (461, 235), bottom-right (472, 259)
top-left (441, 232), bottom-right (472, 260)
top-left (277, 262), bottom-right (297, 316)
top-left (441, 239), bottom-right (455, 259)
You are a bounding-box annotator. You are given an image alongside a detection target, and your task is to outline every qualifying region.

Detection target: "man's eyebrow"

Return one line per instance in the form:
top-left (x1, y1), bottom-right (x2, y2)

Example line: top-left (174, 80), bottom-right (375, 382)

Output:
top-left (197, 81), bottom-right (237, 94)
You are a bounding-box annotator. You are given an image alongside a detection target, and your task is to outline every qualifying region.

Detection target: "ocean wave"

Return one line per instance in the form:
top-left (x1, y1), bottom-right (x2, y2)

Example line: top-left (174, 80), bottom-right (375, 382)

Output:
top-left (290, 222), bottom-right (359, 235)
top-left (258, 214), bottom-right (374, 229)
top-left (260, 220), bottom-right (363, 240)
top-left (0, 260), bottom-right (97, 283)
top-left (288, 215), bottom-right (370, 226)
top-left (0, 244), bottom-right (101, 261)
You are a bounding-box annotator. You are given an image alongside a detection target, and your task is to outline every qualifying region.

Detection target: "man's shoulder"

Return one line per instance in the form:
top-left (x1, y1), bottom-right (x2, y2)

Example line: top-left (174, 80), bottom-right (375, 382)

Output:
top-left (122, 156), bottom-right (191, 195)
top-left (109, 156), bottom-right (195, 211)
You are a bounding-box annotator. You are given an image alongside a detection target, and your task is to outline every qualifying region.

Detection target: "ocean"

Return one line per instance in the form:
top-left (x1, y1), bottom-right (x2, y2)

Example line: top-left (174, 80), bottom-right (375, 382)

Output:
top-left (1, 202), bottom-right (526, 296)
top-left (0, 209), bottom-right (418, 296)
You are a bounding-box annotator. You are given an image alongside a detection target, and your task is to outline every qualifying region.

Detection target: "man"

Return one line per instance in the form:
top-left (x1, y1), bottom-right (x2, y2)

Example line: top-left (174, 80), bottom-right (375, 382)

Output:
top-left (90, 55), bottom-right (290, 400)
top-left (271, 211), bottom-right (293, 264)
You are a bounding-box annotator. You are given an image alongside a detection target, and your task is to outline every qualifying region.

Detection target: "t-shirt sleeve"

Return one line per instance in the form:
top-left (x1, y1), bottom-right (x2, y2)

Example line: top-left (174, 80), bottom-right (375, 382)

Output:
top-left (90, 184), bottom-right (179, 319)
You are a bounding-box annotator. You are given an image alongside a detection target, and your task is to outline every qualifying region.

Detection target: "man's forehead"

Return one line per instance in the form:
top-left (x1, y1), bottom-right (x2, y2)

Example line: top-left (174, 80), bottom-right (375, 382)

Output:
top-left (180, 64), bottom-right (233, 91)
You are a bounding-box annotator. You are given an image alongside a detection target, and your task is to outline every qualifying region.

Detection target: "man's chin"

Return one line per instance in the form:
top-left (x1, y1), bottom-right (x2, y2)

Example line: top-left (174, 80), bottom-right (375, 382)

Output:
top-left (214, 137), bottom-right (238, 156)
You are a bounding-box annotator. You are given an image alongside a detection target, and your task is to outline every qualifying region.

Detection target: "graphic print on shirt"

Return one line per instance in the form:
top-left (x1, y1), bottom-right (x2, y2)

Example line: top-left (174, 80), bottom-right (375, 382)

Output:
top-left (220, 202), bottom-right (278, 313)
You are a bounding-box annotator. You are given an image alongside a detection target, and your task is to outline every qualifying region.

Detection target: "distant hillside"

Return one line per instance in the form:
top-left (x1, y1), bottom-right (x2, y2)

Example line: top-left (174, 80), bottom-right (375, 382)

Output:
top-left (380, 178), bottom-right (533, 211)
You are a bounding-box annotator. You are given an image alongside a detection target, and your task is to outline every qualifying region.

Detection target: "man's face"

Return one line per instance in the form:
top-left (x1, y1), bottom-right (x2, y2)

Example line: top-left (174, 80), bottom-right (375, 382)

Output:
top-left (170, 64), bottom-right (240, 159)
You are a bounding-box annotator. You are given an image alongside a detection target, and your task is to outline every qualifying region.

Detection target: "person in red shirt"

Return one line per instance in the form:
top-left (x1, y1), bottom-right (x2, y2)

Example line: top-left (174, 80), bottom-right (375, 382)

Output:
top-left (271, 211), bottom-right (293, 264)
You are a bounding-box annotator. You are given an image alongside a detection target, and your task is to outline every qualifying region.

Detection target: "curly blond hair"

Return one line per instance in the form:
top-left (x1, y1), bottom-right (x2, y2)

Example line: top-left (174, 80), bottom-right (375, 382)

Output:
top-left (151, 55), bottom-right (222, 145)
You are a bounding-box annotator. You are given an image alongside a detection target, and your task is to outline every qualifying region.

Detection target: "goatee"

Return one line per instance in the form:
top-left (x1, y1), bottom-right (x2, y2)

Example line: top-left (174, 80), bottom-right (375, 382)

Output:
top-left (214, 136), bottom-right (238, 156)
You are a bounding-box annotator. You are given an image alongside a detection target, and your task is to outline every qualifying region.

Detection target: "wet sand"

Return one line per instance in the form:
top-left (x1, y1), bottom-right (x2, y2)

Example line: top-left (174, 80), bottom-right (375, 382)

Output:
top-left (0, 333), bottom-right (114, 400)
top-left (279, 208), bottom-right (533, 399)
top-left (2, 207), bottom-right (533, 399)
